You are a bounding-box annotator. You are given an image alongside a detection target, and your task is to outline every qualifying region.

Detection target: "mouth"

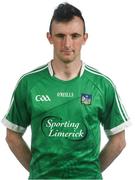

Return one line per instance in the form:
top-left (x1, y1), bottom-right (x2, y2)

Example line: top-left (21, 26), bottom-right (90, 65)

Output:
top-left (61, 50), bottom-right (74, 55)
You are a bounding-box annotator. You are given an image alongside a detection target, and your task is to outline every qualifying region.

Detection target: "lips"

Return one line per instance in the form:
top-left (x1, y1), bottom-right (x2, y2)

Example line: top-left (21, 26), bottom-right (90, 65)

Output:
top-left (61, 50), bottom-right (74, 54)
top-left (62, 50), bottom-right (72, 52)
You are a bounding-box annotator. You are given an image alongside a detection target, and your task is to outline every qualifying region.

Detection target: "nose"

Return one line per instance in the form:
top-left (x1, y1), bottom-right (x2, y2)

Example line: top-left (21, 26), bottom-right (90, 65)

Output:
top-left (63, 36), bottom-right (72, 49)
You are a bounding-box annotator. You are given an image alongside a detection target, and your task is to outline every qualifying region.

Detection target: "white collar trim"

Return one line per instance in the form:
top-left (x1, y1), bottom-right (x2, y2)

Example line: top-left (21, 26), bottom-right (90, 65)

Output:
top-left (48, 61), bottom-right (54, 76)
top-left (48, 60), bottom-right (85, 77)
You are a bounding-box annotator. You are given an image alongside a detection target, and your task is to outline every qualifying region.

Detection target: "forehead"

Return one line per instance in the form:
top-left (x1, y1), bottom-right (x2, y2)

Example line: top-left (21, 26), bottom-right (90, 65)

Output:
top-left (51, 16), bottom-right (84, 34)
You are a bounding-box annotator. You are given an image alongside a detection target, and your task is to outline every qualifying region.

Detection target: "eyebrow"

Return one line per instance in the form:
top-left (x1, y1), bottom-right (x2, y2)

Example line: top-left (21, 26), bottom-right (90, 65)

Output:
top-left (54, 33), bottom-right (82, 37)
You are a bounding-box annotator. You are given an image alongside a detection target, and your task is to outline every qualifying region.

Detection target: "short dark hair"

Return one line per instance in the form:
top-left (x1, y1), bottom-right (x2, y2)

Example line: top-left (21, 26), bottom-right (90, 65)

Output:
top-left (49, 3), bottom-right (86, 34)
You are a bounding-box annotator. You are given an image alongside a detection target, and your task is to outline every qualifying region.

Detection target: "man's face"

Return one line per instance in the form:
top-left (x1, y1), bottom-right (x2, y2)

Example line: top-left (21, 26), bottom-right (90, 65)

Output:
top-left (47, 16), bottom-right (88, 63)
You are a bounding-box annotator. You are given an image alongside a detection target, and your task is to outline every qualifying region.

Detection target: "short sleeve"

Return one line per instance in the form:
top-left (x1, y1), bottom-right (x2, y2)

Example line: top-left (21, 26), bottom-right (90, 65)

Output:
top-left (101, 80), bottom-right (130, 136)
top-left (2, 77), bottom-right (31, 134)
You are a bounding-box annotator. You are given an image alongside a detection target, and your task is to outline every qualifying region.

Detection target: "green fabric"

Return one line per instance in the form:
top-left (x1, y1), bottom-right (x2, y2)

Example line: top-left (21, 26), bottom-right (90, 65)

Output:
top-left (5, 62), bottom-right (128, 179)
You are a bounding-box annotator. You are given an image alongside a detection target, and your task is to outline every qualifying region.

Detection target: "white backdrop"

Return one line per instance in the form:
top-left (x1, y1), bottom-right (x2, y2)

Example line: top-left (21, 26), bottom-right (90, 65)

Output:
top-left (0, 0), bottom-right (135, 179)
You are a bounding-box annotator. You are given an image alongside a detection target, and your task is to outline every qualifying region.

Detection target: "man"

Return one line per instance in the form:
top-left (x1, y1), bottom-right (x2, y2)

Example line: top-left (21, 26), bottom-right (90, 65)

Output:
top-left (2, 3), bottom-right (130, 179)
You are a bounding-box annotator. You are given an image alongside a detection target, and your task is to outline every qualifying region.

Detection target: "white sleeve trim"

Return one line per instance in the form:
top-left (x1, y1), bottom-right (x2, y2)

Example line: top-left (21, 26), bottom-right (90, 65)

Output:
top-left (105, 121), bottom-right (131, 136)
top-left (2, 118), bottom-right (26, 134)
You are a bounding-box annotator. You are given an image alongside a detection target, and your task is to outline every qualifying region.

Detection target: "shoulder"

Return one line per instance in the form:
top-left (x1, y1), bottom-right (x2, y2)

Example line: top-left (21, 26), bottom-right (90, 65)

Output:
top-left (19, 63), bottom-right (48, 82)
top-left (15, 63), bottom-right (49, 90)
top-left (21, 63), bottom-right (48, 81)
top-left (84, 63), bottom-right (116, 90)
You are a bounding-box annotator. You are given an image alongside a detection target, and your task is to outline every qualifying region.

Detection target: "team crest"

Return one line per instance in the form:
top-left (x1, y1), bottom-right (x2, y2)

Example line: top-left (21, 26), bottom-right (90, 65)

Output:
top-left (81, 94), bottom-right (92, 105)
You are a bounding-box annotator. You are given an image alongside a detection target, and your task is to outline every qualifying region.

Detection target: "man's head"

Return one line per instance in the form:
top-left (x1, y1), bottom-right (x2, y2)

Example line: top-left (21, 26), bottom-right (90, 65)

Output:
top-left (47, 3), bottom-right (88, 63)
top-left (49, 3), bottom-right (86, 34)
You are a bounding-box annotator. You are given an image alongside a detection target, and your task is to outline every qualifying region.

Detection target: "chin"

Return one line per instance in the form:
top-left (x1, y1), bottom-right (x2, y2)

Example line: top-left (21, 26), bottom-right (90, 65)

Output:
top-left (61, 58), bottom-right (75, 64)
top-left (61, 55), bottom-right (76, 63)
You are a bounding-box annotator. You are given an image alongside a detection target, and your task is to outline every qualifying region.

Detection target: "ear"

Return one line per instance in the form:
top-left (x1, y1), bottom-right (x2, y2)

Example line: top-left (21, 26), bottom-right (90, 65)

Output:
top-left (82, 33), bottom-right (88, 45)
top-left (46, 32), bottom-right (53, 44)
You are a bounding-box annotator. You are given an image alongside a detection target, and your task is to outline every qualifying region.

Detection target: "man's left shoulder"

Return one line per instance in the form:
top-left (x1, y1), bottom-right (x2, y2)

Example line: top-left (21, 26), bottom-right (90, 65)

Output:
top-left (84, 63), bottom-right (115, 87)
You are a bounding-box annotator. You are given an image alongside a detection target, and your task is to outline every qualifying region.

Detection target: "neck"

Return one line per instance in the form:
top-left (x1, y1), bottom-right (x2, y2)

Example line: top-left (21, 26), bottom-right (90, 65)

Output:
top-left (51, 59), bottom-right (82, 80)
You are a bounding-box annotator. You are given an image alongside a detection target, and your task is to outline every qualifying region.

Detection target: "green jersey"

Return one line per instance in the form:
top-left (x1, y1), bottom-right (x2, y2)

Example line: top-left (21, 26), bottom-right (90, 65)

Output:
top-left (2, 61), bottom-right (129, 179)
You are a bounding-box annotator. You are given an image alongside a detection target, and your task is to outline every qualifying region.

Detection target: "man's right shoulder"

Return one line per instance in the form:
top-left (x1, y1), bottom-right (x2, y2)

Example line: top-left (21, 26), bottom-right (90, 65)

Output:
top-left (15, 63), bottom-right (49, 89)
top-left (20, 63), bottom-right (49, 81)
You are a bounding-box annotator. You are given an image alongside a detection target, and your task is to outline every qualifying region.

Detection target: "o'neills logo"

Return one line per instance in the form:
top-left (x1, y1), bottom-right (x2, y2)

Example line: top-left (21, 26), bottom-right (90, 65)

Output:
top-left (41, 116), bottom-right (87, 141)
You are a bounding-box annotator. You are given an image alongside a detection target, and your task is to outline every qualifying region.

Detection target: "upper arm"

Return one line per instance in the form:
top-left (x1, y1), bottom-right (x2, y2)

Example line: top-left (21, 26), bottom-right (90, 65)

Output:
top-left (2, 77), bottom-right (31, 134)
top-left (6, 128), bottom-right (23, 143)
top-left (108, 130), bottom-right (126, 150)
top-left (100, 79), bottom-right (129, 136)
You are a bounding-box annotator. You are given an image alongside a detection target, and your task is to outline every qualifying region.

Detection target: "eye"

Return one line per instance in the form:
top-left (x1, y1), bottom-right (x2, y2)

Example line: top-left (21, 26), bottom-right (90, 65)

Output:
top-left (71, 33), bottom-right (81, 39)
top-left (55, 34), bottom-right (65, 39)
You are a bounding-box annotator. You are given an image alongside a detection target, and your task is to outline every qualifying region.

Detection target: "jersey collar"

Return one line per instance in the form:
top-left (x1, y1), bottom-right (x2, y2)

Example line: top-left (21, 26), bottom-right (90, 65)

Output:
top-left (48, 60), bottom-right (85, 77)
